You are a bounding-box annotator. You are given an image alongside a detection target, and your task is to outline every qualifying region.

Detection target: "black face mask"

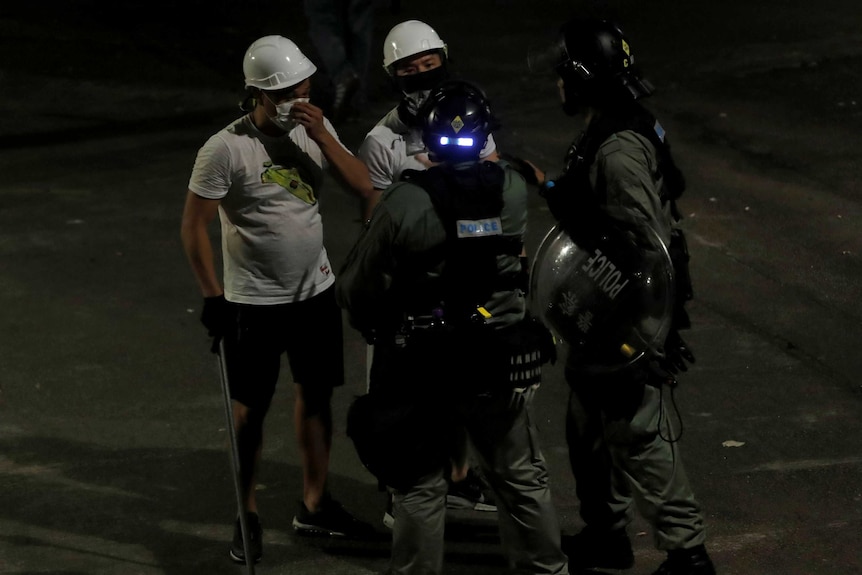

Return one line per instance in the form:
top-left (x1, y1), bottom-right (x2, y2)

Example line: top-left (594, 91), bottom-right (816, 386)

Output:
top-left (395, 64), bottom-right (449, 95)
top-left (395, 65), bottom-right (452, 127)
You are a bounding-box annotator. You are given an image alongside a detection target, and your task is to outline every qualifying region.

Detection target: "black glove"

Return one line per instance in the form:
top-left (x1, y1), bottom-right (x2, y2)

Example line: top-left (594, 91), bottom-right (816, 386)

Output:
top-left (200, 295), bottom-right (232, 352)
top-left (660, 329), bottom-right (696, 374)
top-left (500, 153), bottom-right (540, 186)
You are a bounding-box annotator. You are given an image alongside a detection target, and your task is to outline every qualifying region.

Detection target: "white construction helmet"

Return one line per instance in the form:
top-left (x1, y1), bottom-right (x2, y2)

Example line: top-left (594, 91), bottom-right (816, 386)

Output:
top-left (382, 20), bottom-right (448, 74)
top-left (243, 35), bottom-right (317, 90)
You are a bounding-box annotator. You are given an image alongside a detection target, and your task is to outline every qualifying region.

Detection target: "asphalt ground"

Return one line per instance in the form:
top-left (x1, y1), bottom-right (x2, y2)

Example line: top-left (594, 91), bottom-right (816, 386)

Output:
top-left (1, 1), bottom-right (861, 574)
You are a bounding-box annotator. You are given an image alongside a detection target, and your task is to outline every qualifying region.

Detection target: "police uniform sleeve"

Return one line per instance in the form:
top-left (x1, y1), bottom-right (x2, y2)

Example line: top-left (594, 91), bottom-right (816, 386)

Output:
top-left (500, 165), bottom-right (529, 237)
top-left (595, 131), bottom-right (671, 245)
top-left (335, 202), bottom-right (397, 338)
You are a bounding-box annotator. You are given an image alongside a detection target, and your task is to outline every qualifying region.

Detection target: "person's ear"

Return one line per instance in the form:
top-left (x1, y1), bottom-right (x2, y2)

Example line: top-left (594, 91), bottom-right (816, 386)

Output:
top-left (238, 87), bottom-right (259, 112)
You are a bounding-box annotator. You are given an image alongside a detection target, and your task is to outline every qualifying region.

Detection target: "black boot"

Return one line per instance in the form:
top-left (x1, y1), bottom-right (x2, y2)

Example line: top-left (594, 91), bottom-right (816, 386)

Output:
top-left (561, 525), bottom-right (634, 570)
top-left (652, 544), bottom-right (716, 575)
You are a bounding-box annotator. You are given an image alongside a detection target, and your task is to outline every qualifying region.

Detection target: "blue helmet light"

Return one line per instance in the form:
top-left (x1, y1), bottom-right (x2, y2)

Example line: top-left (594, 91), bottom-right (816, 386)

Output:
top-left (439, 136), bottom-right (475, 147)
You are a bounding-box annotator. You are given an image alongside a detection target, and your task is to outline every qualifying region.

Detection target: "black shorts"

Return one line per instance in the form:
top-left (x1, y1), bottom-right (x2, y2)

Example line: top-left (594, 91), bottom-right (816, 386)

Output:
top-left (223, 286), bottom-right (344, 410)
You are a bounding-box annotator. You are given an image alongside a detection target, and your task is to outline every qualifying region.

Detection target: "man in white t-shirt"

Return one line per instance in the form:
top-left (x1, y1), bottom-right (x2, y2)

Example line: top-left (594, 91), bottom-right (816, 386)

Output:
top-left (180, 35), bottom-right (374, 565)
top-left (356, 19), bottom-right (499, 526)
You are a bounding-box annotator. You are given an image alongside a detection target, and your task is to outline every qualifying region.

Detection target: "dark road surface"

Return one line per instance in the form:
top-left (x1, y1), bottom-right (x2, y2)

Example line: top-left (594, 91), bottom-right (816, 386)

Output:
top-left (1, 1), bottom-right (860, 573)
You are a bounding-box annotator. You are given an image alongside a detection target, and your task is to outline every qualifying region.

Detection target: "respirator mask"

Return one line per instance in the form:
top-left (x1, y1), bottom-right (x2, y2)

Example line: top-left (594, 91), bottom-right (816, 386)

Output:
top-left (265, 93), bottom-right (311, 132)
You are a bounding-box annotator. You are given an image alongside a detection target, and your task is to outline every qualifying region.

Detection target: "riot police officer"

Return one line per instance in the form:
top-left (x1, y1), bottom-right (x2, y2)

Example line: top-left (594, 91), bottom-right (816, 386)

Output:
top-left (336, 80), bottom-right (568, 575)
top-left (522, 17), bottom-right (716, 575)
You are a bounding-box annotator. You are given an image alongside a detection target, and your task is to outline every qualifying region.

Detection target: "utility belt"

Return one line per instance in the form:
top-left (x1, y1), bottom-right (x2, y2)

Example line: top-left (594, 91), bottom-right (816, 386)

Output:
top-left (375, 308), bottom-right (556, 392)
top-left (386, 306), bottom-right (487, 348)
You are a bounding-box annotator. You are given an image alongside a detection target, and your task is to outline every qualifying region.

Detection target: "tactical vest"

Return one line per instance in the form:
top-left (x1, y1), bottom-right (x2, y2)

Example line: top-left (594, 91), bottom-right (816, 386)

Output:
top-left (552, 103), bottom-right (684, 214)
top-left (400, 161), bottom-right (523, 326)
top-left (544, 103), bottom-right (693, 328)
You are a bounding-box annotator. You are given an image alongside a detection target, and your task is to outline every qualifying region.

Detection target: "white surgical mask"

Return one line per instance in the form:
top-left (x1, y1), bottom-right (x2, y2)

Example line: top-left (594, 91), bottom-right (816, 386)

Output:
top-left (265, 94), bottom-right (310, 132)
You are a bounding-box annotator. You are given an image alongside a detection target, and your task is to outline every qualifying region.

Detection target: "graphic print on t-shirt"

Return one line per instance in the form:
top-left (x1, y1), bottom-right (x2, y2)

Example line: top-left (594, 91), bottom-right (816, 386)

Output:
top-left (261, 164), bottom-right (317, 205)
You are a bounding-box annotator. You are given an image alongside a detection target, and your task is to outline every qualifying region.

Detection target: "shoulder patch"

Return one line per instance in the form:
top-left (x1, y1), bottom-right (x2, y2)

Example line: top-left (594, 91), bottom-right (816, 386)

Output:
top-left (653, 120), bottom-right (666, 143)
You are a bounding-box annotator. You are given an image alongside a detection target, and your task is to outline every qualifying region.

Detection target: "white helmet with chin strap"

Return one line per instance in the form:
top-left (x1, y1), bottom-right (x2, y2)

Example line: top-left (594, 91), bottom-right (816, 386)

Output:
top-left (382, 20), bottom-right (448, 75)
top-left (243, 35), bottom-right (317, 90)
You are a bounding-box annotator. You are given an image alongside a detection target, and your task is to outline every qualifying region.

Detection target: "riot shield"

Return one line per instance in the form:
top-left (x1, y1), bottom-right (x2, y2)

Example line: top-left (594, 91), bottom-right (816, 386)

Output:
top-left (529, 215), bottom-right (675, 374)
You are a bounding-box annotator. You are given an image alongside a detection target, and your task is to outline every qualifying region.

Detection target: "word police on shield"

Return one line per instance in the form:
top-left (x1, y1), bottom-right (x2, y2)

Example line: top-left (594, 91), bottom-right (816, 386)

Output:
top-left (529, 216), bottom-right (675, 374)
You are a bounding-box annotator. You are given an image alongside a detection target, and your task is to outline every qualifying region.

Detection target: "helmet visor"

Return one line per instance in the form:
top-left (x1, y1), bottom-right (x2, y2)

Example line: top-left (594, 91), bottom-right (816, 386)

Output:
top-left (526, 27), bottom-right (570, 76)
top-left (528, 34), bottom-right (595, 81)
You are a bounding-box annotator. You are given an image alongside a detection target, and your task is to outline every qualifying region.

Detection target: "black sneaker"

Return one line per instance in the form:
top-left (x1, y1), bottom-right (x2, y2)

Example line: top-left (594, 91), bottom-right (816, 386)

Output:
top-left (229, 512), bottom-right (262, 564)
top-left (292, 496), bottom-right (375, 538)
top-left (652, 545), bottom-right (716, 575)
top-left (447, 469), bottom-right (497, 512)
top-left (561, 526), bottom-right (634, 570)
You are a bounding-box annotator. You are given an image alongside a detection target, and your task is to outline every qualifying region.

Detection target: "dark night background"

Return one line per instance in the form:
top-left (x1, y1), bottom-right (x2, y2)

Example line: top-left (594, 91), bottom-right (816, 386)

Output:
top-left (1, 1), bottom-right (860, 574)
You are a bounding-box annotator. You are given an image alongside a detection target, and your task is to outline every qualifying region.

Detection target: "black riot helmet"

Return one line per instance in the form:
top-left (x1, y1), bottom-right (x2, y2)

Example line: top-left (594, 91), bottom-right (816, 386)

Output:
top-left (530, 17), bottom-right (654, 115)
top-left (419, 79), bottom-right (496, 163)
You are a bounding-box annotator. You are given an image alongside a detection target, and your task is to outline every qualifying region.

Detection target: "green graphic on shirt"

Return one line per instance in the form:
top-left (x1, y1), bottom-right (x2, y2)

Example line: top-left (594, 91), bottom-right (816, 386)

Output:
top-left (261, 166), bottom-right (317, 205)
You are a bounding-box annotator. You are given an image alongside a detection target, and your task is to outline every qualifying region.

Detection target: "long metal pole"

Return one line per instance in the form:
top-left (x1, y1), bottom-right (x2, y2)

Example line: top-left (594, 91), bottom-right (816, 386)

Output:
top-left (216, 338), bottom-right (256, 575)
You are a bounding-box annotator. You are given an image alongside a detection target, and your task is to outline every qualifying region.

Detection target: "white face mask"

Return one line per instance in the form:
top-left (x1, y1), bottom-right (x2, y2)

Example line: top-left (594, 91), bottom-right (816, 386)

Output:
top-left (265, 94), bottom-right (310, 132)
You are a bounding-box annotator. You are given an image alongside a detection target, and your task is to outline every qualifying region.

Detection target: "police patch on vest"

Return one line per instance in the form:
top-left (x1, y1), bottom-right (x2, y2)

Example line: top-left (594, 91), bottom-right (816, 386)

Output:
top-left (456, 217), bottom-right (502, 238)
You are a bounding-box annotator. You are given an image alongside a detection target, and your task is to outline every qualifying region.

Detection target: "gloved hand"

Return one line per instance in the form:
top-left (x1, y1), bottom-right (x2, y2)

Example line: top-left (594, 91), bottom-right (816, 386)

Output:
top-left (500, 153), bottom-right (542, 186)
top-left (200, 294), bottom-right (232, 353)
top-left (660, 329), bottom-right (696, 374)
